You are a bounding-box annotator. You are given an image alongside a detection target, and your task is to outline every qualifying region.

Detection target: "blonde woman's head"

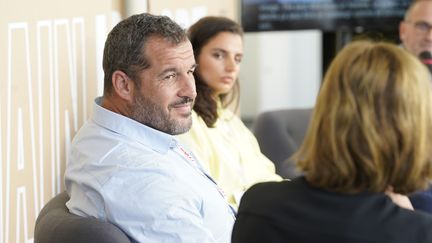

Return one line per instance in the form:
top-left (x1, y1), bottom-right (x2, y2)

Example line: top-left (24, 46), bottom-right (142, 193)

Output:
top-left (295, 40), bottom-right (432, 194)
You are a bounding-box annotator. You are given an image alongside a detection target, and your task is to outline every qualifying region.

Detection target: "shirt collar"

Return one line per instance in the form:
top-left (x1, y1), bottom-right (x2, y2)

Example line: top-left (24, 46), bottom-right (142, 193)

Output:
top-left (91, 97), bottom-right (177, 154)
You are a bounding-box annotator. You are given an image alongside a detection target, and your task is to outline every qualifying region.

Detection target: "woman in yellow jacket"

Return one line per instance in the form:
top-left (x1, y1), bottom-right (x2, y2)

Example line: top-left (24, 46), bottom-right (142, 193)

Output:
top-left (178, 16), bottom-right (282, 208)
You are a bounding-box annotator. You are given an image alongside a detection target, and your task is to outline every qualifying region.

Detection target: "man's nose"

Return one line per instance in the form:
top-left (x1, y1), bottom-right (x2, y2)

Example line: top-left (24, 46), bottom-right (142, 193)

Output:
top-left (178, 74), bottom-right (197, 99)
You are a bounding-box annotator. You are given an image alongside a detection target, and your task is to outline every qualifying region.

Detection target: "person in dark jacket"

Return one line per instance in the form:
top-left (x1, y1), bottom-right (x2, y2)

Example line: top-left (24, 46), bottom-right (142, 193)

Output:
top-left (232, 40), bottom-right (432, 243)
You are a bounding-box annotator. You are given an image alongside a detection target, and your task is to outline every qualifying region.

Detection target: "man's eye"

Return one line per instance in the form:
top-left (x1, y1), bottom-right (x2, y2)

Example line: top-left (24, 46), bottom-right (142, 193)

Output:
top-left (165, 74), bottom-right (176, 80)
top-left (415, 22), bottom-right (432, 32)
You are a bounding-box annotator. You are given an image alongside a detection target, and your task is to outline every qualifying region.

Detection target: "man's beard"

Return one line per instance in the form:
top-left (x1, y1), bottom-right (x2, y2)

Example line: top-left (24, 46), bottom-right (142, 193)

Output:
top-left (129, 92), bottom-right (193, 135)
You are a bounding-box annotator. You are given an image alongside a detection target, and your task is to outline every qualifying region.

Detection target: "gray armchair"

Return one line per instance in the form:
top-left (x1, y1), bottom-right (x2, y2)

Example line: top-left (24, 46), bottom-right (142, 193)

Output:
top-left (34, 191), bottom-right (132, 243)
top-left (252, 108), bottom-right (312, 179)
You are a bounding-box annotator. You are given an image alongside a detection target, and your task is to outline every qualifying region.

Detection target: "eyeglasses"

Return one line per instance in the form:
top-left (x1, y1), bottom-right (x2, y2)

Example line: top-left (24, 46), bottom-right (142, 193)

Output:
top-left (407, 21), bottom-right (432, 34)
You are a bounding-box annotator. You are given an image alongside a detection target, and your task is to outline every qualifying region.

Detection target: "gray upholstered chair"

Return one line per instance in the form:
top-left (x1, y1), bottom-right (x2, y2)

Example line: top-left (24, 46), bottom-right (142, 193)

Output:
top-left (34, 191), bottom-right (132, 243)
top-left (252, 108), bottom-right (312, 179)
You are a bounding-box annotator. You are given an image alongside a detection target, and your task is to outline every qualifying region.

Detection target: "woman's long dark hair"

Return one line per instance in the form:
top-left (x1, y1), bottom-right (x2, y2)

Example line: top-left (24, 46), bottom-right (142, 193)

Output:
top-left (188, 16), bottom-right (243, 127)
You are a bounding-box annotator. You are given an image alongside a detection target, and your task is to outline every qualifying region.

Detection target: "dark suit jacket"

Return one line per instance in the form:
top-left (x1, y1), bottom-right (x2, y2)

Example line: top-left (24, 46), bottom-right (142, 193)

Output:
top-left (233, 177), bottom-right (432, 243)
top-left (410, 186), bottom-right (432, 214)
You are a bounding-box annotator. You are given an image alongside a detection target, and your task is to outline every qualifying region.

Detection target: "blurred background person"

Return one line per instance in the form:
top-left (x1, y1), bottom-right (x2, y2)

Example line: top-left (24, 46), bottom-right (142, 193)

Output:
top-left (178, 16), bottom-right (282, 209)
top-left (232, 40), bottom-right (432, 243)
top-left (399, 0), bottom-right (432, 58)
top-left (400, 0), bottom-right (432, 213)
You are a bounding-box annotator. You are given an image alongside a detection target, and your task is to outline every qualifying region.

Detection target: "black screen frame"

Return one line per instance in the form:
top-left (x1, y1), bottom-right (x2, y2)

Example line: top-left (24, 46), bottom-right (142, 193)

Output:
top-left (241, 0), bottom-right (411, 33)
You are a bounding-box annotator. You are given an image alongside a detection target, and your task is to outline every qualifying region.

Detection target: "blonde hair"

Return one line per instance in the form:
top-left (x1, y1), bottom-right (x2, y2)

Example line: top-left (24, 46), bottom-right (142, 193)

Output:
top-left (294, 40), bottom-right (432, 194)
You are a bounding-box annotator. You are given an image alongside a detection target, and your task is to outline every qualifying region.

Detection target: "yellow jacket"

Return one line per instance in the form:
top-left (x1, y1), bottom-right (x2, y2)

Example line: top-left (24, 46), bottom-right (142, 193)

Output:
top-left (178, 106), bottom-right (282, 208)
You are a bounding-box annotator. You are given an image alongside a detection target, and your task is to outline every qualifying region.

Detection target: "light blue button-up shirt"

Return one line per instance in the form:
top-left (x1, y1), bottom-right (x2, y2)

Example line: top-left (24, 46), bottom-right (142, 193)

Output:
top-left (65, 97), bottom-right (235, 243)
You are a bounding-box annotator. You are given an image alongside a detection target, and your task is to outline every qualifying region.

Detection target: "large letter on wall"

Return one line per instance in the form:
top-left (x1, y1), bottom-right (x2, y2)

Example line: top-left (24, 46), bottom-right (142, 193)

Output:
top-left (6, 22), bottom-right (38, 243)
top-left (52, 19), bottom-right (81, 198)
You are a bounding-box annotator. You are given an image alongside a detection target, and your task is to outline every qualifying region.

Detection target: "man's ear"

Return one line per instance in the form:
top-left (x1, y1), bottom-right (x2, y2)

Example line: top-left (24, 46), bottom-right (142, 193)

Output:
top-left (399, 21), bottom-right (407, 42)
top-left (112, 70), bottom-right (134, 101)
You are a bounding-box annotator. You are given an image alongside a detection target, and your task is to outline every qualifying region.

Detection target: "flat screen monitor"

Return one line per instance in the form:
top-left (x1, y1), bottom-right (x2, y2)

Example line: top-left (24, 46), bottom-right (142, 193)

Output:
top-left (241, 0), bottom-right (412, 32)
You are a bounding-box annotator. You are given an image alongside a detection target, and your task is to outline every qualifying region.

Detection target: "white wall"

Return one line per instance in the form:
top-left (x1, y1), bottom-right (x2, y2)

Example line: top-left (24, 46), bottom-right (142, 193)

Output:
top-left (239, 30), bottom-right (322, 120)
top-left (125, 0), bottom-right (148, 16)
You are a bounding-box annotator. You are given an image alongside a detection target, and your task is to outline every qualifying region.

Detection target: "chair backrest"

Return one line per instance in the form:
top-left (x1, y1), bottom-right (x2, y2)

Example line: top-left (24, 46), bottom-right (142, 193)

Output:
top-left (252, 108), bottom-right (312, 179)
top-left (34, 191), bottom-right (132, 243)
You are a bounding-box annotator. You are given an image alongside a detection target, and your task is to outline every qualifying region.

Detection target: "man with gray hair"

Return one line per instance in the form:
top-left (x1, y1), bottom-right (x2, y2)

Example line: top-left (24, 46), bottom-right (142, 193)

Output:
top-left (64, 13), bottom-right (235, 242)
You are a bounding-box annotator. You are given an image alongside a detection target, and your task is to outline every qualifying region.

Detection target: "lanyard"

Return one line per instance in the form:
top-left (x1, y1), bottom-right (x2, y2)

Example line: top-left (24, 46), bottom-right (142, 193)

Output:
top-left (176, 144), bottom-right (237, 218)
